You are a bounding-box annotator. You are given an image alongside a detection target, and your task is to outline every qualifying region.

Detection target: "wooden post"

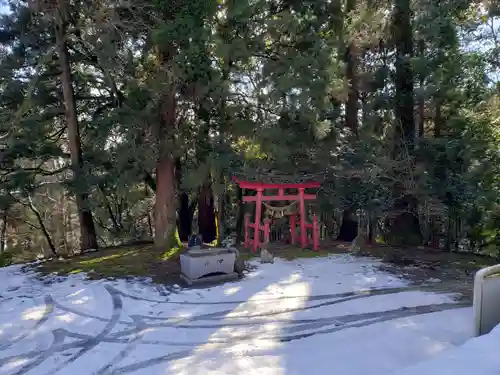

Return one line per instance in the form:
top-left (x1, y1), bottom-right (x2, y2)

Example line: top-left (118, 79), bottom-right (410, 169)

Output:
top-left (290, 214), bottom-right (296, 244)
top-left (244, 213), bottom-right (250, 249)
top-left (299, 188), bottom-right (306, 248)
top-left (312, 214), bottom-right (319, 251)
top-left (253, 188), bottom-right (263, 252)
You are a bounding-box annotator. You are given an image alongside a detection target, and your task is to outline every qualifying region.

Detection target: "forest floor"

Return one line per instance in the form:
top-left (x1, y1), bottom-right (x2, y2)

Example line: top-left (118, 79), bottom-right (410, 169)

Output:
top-left (2, 254), bottom-right (494, 375)
top-left (34, 243), bottom-right (184, 284)
top-left (32, 241), bottom-right (499, 298)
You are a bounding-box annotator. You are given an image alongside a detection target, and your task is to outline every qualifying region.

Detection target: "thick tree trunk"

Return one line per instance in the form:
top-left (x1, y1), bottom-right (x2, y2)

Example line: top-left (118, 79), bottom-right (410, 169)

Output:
top-left (340, 0), bottom-right (362, 241)
top-left (340, 0), bottom-right (361, 242)
top-left (337, 208), bottom-right (358, 242)
top-left (417, 39), bottom-right (425, 139)
top-left (386, 0), bottom-right (422, 246)
top-left (217, 189), bottom-right (228, 244)
top-left (235, 186), bottom-right (244, 244)
top-left (0, 211), bottom-right (7, 253)
top-left (344, 0), bottom-right (358, 137)
top-left (177, 192), bottom-right (192, 242)
top-left (198, 181), bottom-right (217, 244)
top-left (154, 153), bottom-right (177, 249)
top-left (367, 213), bottom-right (375, 244)
top-left (393, 0), bottom-right (415, 154)
top-left (153, 42), bottom-right (179, 250)
top-left (175, 158), bottom-right (191, 242)
top-left (154, 88), bottom-right (177, 249)
top-left (55, 10), bottom-right (98, 251)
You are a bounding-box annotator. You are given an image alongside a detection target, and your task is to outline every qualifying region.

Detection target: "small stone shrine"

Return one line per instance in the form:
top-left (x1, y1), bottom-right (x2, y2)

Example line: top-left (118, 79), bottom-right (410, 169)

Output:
top-left (180, 235), bottom-right (239, 286)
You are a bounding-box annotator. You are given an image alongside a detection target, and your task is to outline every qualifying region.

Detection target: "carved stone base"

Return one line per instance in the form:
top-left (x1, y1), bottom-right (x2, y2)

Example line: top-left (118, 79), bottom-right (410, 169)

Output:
top-left (180, 248), bottom-right (237, 282)
top-left (180, 272), bottom-right (240, 286)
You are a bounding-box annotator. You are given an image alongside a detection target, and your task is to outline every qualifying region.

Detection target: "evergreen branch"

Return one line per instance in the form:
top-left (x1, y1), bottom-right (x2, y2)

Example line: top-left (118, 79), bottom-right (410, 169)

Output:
top-left (10, 45), bottom-right (59, 127)
top-left (46, 126), bottom-right (67, 142)
top-left (1, 164), bottom-right (70, 178)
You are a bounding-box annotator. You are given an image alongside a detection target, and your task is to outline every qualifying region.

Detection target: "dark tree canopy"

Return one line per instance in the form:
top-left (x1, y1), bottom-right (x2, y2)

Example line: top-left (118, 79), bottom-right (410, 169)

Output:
top-left (0, 0), bottom-right (498, 261)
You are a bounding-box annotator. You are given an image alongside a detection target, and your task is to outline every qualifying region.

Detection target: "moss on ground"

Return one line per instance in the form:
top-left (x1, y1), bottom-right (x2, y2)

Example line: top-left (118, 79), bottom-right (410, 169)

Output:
top-left (353, 243), bottom-right (499, 272)
top-left (35, 243), bottom-right (183, 282)
top-left (31, 239), bottom-right (499, 285)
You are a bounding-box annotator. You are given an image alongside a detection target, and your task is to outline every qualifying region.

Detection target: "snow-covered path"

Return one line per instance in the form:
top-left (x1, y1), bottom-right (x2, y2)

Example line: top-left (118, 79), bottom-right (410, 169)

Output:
top-left (0, 255), bottom-right (473, 375)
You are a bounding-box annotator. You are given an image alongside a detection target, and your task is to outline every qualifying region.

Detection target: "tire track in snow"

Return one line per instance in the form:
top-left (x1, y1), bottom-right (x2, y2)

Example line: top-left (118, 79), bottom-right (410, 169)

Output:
top-left (103, 302), bottom-right (470, 375)
top-left (0, 300), bottom-right (469, 374)
top-left (43, 285), bottom-right (123, 375)
top-left (0, 295), bottom-right (54, 351)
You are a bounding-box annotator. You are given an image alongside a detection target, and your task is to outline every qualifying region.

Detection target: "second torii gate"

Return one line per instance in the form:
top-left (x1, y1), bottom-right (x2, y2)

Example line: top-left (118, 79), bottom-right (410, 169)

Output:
top-left (233, 178), bottom-right (320, 252)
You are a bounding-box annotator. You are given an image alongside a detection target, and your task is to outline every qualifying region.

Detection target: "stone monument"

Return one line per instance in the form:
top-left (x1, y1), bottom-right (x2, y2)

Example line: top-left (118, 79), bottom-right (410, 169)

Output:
top-left (180, 235), bottom-right (239, 286)
top-left (473, 264), bottom-right (500, 336)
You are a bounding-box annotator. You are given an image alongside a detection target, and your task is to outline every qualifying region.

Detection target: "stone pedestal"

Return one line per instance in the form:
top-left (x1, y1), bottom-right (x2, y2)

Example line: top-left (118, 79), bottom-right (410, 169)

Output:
top-left (180, 248), bottom-right (239, 286)
top-left (474, 264), bottom-right (500, 336)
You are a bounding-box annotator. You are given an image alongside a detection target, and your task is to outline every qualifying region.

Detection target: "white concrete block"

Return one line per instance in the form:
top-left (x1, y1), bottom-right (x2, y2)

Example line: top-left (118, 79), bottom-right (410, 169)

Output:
top-left (473, 264), bottom-right (500, 336)
top-left (180, 248), bottom-right (237, 280)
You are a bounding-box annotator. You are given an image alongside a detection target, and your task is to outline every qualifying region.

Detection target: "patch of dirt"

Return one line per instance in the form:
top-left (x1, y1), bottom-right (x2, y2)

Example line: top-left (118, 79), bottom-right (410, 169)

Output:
top-left (350, 244), bottom-right (499, 303)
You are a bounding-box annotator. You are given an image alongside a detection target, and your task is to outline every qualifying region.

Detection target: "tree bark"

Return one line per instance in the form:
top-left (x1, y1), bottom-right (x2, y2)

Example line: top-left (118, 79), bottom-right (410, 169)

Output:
top-left (153, 41), bottom-right (179, 250)
top-left (178, 192), bottom-right (192, 242)
top-left (393, 0), bottom-right (415, 154)
top-left (198, 181), bottom-right (217, 244)
top-left (175, 158), bottom-right (195, 242)
top-left (55, 7), bottom-right (98, 251)
top-left (235, 186), bottom-right (244, 244)
top-left (337, 207), bottom-right (358, 242)
top-left (344, 0), bottom-right (358, 137)
top-left (154, 152), bottom-right (177, 249)
top-left (417, 39), bottom-right (425, 139)
top-left (367, 213), bottom-right (375, 244)
top-left (217, 186), bottom-right (228, 245)
top-left (338, 0), bottom-right (360, 243)
top-left (386, 0), bottom-right (422, 246)
top-left (0, 211), bottom-right (7, 253)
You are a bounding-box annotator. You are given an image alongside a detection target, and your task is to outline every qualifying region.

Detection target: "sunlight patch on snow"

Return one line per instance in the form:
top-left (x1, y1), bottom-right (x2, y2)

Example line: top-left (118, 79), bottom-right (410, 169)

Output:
top-left (169, 273), bottom-right (311, 375)
top-left (394, 318), bottom-right (418, 329)
top-left (246, 270), bottom-right (261, 278)
top-left (424, 341), bottom-right (450, 355)
top-left (21, 306), bottom-right (46, 321)
top-left (56, 313), bottom-right (75, 323)
top-left (0, 255), bottom-right (479, 375)
top-left (71, 296), bottom-right (90, 305)
top-left (175, 311), bottom-right (193, 319)
top-left (68, 289), bottom-right (86, 298)
top-left (224, 286), bottom-right (241, 296)
top-left (2, 358), bottom-right (29, 371)
top-left (279, 272), bottom-right (302, 284)
top-left (362, 275), bottom-right (378, 284)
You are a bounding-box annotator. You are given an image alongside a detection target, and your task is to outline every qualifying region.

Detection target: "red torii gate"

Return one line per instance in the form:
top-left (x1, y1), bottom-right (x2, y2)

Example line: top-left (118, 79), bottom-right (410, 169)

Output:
top-left (233, 178), bottom-right (320, 252)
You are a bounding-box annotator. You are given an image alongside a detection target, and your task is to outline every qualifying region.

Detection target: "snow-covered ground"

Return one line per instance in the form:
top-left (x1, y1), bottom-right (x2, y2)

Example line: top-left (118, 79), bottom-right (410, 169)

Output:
top-left (0, 254), bottom-right (485, 375)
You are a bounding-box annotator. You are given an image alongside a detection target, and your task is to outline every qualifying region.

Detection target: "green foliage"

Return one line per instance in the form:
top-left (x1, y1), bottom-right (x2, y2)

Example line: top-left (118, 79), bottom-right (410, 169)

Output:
top-left (0, 0), bottom-right (498, 260)
top-left (0, 252), bottom-right (13, 267)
